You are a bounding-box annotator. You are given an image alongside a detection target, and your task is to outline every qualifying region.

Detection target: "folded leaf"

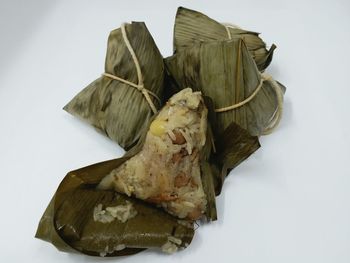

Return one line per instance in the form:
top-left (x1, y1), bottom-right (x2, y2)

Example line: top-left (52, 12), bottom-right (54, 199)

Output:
top-left (35, 157), bottom-right (194, 257)
top-left (165, 38), bottom-right (284, 137)
top-left (173, 7), bottom-right (276, 71)
top-left (64, 22), bottom-right (164, 150)
top-left (213, 122), bottom-right (261, 194)
top-left (203, 97), bottom-right (260, 195)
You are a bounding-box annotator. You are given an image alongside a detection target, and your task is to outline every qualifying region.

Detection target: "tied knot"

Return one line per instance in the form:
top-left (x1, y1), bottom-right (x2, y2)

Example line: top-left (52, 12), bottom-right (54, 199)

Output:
top-left (136, 84), bottom-right (145, 92)
top-left (221, 22), bottom-right (284, 134)
top-left (102, 23), bottom-right (160, 114)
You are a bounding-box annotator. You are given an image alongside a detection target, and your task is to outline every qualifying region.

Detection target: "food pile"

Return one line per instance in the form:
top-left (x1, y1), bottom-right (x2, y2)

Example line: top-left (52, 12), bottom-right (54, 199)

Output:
top-left (36, 7), bottom-right (285, 257)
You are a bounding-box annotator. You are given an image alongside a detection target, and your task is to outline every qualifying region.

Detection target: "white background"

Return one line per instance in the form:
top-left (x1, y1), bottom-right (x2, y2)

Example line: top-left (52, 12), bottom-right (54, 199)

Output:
top-left (0, 0), bottom-right (349, 262)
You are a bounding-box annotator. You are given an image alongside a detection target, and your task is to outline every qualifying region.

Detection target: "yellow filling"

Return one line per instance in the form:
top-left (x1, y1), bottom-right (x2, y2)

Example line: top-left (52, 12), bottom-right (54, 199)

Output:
top-left (150, 119), bottom-right (167, 136)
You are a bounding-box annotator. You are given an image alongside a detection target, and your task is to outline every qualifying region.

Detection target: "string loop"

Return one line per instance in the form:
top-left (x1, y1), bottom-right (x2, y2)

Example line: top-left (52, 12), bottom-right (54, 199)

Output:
top-left (214, 72), bottom-right (284, 135)
top-left (213, 23), bottom-right (284, 134)
top-left (103, 23), bottom-right (160, 114)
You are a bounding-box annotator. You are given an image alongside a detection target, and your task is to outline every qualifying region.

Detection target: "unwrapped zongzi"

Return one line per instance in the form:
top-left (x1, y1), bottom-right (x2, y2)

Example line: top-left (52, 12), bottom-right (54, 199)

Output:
top-left (35, 158), bottom-right (194, 256)
top-left (36, 88), bottom-right (262, 256)
top-left (99, 88), bottom-right (210, 220)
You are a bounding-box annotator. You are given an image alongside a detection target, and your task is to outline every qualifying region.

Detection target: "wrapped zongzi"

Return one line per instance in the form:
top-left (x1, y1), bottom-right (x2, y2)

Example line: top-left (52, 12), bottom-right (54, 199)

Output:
top-left (64, 22), bottom-right (164, 149)
top-left (173, 7), bottom-right (276, 71)
top-left (165, 38), bottom-right (284, 137)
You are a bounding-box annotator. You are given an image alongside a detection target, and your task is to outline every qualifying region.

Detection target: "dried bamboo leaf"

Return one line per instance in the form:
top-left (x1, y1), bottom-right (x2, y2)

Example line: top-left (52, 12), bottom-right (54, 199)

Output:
top-left (163, 58), bottom-right (181, 102)
top-left (173, 7), bottom-right (276, 71)
top-left (213, 122), bottom-right (260, 194)
top-left (64, 22), bottom-right (164, 150)
top-left (35, 156), bottom-right (194, 257)
top-left (198, 98), bottom-right (217, 221)
top-left (203, 97), bottom-right (260, 195)
top-left (200, 161), bottom-right (217, 220)
top-left (165, 38), bottom-right (284, 137)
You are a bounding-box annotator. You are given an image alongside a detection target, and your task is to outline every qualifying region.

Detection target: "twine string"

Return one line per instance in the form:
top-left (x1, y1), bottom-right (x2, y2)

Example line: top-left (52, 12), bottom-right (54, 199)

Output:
top-left (213, 23), bottom-right (284, 134)
top-left (214, 73), bottom-right (284, 135)
top-left (102, 23), bottom-right (160, 114)
top-left (222, 22), bottom-right (242, 40)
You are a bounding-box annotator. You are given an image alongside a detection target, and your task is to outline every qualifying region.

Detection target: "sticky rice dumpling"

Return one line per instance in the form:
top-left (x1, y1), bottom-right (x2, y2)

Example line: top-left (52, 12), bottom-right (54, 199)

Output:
top-left (173, 7), bottom-right (276, 71)
top-left (99, 88), bottom-right (208, 220)
top-left (64, 22), bottom-right (164, 149)
top-left (165, 38), bottom-right (285, 137)
top-left (35, 160), bottom-right (195, 256)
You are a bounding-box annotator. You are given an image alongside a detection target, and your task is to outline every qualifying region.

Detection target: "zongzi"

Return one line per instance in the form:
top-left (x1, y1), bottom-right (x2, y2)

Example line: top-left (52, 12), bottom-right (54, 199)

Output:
top-left (173, 7), bottom-right (276, 71)
top-left (99, 88), bottom-right (209, 220)
top-left (64, 22), bottom-right (164, 149)
top-left (35, 158), bottom-right (195, 256)
top-left (165, 38), bottom-right (284, 137)
top-left (36, 6), bottom-right (286, 258)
